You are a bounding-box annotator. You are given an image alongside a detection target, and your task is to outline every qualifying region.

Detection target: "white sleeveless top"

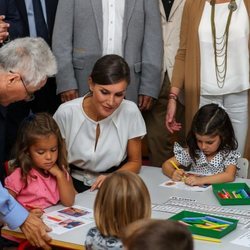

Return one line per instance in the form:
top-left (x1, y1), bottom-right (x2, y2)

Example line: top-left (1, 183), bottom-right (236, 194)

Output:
top-left (199, 0), bottom-right (249, 95)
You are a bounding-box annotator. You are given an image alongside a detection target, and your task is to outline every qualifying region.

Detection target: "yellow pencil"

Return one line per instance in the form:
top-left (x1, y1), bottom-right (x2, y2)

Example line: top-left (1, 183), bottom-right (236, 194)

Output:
top-left (193, 235), bottom-right (221, 243)
top-left (169, 160), bottom-right (186, 181)
top-left (169, 160), bottom-right (180, 170)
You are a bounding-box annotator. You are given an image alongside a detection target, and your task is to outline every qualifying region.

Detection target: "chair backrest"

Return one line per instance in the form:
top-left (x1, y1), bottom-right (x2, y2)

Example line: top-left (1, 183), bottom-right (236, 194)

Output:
top-left (237, 158), bottom-right (249, 179)
top-left (4, 159), bottom-right (16, 176)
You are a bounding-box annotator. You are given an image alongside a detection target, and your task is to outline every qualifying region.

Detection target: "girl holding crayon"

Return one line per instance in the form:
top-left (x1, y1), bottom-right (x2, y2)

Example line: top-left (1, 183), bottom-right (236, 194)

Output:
top-left (162, 104), bottom-right (240, 186)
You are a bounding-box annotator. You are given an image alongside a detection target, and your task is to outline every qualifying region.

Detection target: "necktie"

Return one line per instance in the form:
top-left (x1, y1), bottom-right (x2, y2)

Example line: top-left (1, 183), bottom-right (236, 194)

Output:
top-left (32, 0), bottom-right (49, 43)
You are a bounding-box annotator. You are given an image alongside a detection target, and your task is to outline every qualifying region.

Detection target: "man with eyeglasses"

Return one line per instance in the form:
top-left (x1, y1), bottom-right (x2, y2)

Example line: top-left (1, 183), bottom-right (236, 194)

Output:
top-left (0, 37), bottom-right (57, 250)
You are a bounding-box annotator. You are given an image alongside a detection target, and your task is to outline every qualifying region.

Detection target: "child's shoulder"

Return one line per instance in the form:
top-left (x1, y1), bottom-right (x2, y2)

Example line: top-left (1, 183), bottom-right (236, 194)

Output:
top-left (85, 227), bottom-right (123, 250)
top-left (173, 142), bottom-right (190, 155)
top-left (7, 167), bottom-right (22, 177)
top-left (220, 149), bottom-right (241, 159)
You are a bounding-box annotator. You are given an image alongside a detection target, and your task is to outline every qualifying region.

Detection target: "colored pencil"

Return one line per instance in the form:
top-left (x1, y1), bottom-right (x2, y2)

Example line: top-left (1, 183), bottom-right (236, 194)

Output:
top-left (193, 235), bottom-right (221, 243)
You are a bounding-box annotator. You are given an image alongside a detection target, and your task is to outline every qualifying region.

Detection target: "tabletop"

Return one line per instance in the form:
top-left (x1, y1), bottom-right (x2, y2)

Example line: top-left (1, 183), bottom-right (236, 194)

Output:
top-left (3, 166), bottom-right (250, 249)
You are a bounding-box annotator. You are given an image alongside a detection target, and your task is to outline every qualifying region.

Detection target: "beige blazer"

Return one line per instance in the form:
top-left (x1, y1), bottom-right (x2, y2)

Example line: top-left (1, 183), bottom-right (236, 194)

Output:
top-left (159, 0), bottom-right (185, 104)
top-left (159, 0), bottom-right (185, 81)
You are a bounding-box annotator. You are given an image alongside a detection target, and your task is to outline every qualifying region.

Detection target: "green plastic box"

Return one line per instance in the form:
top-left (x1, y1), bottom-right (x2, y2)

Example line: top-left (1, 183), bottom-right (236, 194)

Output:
top-left (168, 210), bottom-right (238, 238)
top-left (212, 183), bottom-right (250, 205)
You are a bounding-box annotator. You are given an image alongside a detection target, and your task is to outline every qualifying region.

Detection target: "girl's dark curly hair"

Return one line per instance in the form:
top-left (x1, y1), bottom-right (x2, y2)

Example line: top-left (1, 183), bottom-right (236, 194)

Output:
top-left (186, 103), bottom-right (238, 161)
top-left (10, 113), bottom-right (68, 185)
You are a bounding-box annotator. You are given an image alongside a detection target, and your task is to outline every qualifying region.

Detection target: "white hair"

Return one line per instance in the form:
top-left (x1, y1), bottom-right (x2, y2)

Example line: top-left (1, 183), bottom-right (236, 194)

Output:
top-left (0, 37), bottom-right (57, 87)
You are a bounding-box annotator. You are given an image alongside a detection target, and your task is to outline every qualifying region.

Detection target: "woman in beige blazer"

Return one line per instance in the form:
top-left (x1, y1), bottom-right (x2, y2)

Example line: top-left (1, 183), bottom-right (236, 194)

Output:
top-left (166, 0), bottom-right (250, 157)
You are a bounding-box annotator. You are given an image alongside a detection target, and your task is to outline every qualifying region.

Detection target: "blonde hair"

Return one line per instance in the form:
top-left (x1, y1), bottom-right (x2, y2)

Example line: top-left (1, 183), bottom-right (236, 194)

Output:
top-left (94, 171), bottom-right (151, 238)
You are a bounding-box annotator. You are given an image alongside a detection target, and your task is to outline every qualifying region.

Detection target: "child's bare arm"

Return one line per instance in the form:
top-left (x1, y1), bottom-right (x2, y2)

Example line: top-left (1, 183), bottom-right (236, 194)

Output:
top-left (162, 157), bottom-right (185, 181)
top-left (49, 165), bottom-right (76, 206)
top-left (184, 164), bottom-right (237, 186)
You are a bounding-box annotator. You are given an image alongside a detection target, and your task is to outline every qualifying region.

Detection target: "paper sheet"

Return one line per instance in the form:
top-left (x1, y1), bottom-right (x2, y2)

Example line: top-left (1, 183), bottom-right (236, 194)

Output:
top-left (160, 180), bottom-right (211, 192)
top-left (43, 205), bottom-right (94, 234)
top-left (231, 231), bottom-right (250, 247)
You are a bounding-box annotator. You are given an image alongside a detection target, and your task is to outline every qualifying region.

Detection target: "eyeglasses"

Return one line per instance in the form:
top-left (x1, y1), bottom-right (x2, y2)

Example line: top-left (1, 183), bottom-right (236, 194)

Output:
top-left (10, 71), bottom-right (35, 102)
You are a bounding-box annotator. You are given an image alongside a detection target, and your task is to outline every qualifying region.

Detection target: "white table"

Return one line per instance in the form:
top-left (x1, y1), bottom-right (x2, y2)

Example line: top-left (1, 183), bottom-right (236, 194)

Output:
top-left (3, 166), bottom-right (250, 249)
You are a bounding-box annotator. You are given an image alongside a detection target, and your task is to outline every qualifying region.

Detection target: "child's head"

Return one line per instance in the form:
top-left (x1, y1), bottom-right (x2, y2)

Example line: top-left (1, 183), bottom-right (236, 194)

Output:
top-left (122, 219), bottom-right (193, 250)
top-left (11, 113), bottom-right (67, 179)
top-left (94, 171), bottom-right (151, 238)
top-left (186, 104), bottom-right (238, 159)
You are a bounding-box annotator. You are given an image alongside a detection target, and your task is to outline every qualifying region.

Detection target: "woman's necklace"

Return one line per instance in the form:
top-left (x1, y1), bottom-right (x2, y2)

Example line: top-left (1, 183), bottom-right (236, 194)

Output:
top-left (210, 0), bottom-right (237, 88)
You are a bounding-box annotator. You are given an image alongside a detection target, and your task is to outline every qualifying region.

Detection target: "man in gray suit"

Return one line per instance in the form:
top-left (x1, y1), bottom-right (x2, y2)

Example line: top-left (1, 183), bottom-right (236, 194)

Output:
top-left (52, 0), bottom-right (163, 111)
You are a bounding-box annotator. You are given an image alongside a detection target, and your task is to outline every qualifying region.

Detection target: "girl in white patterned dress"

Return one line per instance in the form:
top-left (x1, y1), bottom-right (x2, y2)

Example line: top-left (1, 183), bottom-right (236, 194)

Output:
top-left (162, 103), bottom-right (240, 186)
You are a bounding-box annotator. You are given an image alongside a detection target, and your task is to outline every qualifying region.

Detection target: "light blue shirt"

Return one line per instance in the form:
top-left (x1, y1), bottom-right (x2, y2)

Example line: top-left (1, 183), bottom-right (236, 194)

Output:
top-left (0, 182), bottom-right (28, 229)
top-left (24, 0), bottom-right (47, 37)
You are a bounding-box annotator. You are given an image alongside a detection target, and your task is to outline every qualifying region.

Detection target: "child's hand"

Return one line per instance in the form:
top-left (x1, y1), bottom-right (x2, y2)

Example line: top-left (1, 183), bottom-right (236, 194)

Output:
top-left (184, 175), bottom-right (203, 186)
top-left (47, 164), bottom-right (61, 177)
top-left (172, 169), bottom-right (185, 181)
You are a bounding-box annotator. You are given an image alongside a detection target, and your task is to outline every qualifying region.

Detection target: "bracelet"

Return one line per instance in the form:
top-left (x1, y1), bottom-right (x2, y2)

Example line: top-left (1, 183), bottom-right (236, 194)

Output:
top-left (168, 96), bottom-right (177, 101)
top-left (168, 93), bottom-right (178, 101)
top-left (169, 92), bottom-right (178, 98)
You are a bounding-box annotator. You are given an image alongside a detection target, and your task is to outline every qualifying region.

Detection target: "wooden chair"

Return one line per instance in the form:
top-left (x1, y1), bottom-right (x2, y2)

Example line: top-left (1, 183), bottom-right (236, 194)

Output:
top-left (237, 158), bottom-right (249, 179)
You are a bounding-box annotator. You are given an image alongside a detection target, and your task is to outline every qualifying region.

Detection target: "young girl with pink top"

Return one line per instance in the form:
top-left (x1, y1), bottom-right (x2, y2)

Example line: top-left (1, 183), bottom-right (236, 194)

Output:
top-left (4, 113), bottom-right (75, 214)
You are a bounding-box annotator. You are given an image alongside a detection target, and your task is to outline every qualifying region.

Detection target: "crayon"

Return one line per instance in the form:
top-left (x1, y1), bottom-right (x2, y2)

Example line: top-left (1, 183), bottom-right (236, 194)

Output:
top-left (204, 216), bottom-right (233, 225)
top-left (238, 189), bottom-right (249, 198)
top-left (222, 189), bottom-right (231, 198)
top-left (193, 235), bottom-right (221, 243)
top-left (232, 191), bottom-right (238, 198)
top-left (236, 193), bottom-right (242, 199)
top-left (217, 192), bottom-right (228, 199)
top-left (195, 224), bottom-right (228, 229)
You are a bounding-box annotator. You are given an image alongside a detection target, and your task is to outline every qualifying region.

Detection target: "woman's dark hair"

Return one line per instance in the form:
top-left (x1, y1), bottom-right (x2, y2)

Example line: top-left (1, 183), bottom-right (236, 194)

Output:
top-left (90, 54), bottom-right (130, 85)
top-left (186, 103), bottom-right (238, 160)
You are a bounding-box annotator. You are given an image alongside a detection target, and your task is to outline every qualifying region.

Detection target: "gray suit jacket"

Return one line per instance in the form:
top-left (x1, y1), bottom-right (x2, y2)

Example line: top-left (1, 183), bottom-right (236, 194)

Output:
top-left (52, 0), bottom-right (163, 103)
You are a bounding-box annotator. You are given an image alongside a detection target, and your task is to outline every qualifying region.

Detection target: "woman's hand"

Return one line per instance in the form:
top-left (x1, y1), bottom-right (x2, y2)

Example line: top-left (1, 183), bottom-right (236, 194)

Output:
top-left (90, 175), bottom-right (108, 191)
top-left (165, 99), bottom-right (182, 133)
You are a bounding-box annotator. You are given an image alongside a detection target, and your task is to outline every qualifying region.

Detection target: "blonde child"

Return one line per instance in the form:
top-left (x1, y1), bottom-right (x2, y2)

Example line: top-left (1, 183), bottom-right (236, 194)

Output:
top-left (85, 171), bottom-right (151, 249)
top-left (122, 219), bottom-right (193, 250)
top-left (5, 113), bottom-right (75, 214)
top-left (162, 103), bottom-right (240, 186)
